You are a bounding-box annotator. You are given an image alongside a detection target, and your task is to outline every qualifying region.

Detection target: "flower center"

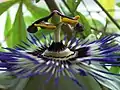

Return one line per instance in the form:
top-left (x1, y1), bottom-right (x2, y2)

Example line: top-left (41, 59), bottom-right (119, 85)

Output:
top-left (42, 41), bottom-right (75, 60)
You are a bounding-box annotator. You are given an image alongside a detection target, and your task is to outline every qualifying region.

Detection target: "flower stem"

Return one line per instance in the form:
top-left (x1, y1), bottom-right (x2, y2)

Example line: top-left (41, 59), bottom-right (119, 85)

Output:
top-left (54, 28), bottom-right (60, 42)
top-left (44, 0), bottom-right (60, 12)
top-left (54, 23), bottom-right (62, 42)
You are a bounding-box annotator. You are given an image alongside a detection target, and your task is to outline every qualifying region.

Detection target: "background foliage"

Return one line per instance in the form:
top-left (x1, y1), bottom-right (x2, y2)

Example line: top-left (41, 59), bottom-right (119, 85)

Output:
top-left (0, 0), bottom-right (120, 90)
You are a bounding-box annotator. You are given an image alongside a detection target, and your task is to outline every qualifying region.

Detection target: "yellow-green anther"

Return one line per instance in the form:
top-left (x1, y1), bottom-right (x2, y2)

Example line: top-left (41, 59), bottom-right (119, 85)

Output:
top-left (73, 15), bottom-right (80, 20)
top-left (34, 23), bottom-right (56, 29)
top-left (62, 15), bottom-right (80, 25)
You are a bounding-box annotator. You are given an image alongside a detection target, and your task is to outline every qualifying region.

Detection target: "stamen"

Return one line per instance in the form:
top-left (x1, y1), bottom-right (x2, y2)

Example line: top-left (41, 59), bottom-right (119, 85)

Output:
top-left (61, 15), bottom-right (80, 25)
top-left (62, 17), bottom-right (78, 25)
top-left (73, 15), bottom-right (80, 20)
top-left (34, 23), bottom-right (56, 29)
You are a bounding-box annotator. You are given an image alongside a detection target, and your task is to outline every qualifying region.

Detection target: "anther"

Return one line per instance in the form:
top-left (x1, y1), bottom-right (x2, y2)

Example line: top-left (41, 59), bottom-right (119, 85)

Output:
top-left (34, 23), bottom-right (56, 29)
top-left (73, 15), bottom-right (80, 20)
top-left (61, 15), bottom-right (80, 25)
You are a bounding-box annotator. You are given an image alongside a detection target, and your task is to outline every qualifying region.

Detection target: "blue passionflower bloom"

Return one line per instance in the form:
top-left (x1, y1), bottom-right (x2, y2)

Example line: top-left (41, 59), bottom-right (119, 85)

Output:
top-left (0, 11), bottom-right (120, 90)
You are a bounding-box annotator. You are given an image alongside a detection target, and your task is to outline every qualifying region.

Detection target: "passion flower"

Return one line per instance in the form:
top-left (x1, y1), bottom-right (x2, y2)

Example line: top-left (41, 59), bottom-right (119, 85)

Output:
top-left (0, 10), bottom-right (120, 90)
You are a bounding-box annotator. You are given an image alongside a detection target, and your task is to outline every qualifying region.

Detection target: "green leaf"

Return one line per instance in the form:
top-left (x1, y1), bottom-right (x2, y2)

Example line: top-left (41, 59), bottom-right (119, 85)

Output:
top-left (59, 2), bottom-right (70, 16)
top-left (98, 0), bottom-right (115, 16)
top-left (66, 0), bottom-right (81, 13)
top-left (36, 0), bottom-right (40, 3)
top-left (0, 0), bottom-right (18, 16)
top-left (7, 2), bottom-right (27, 47)
top-left (106, 23), bottom-right (120, 34)
top-left (88, 19), bottom-right (104, 29)
top-left (24, 16), bottom-right (35, 26)
top-left (76, 12), bottom-right (92, 37)
top-left (4, 11), bottom-right (12, 47)
top-left (4, 12), bottom-right (12, 36)
top-left (117, 2), bottom-right (120, 7)
top-left (23, 0), bottom-right (49, 19)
